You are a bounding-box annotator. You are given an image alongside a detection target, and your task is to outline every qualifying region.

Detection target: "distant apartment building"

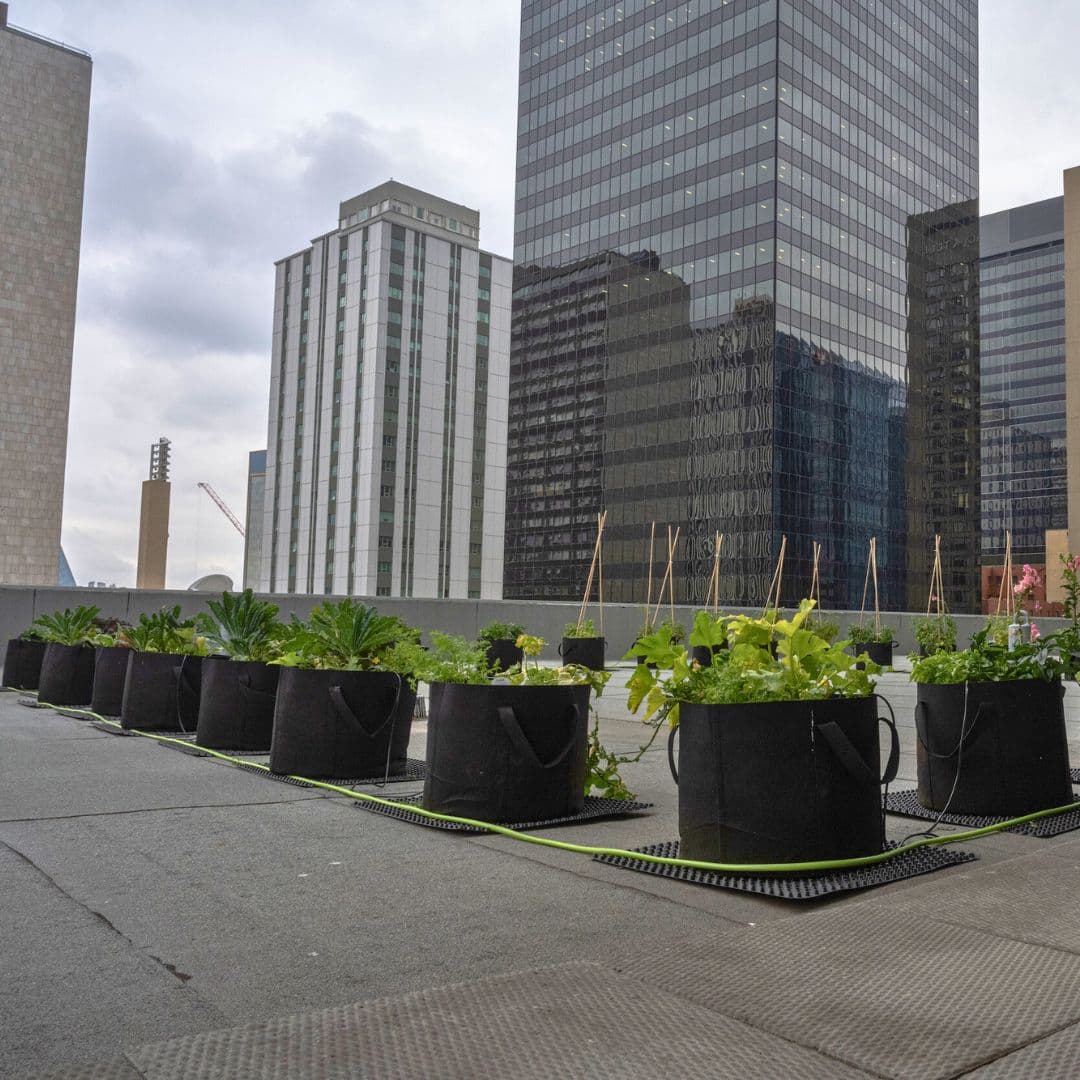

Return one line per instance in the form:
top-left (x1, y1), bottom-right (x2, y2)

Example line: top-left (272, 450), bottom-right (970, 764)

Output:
top-left (258, 182), bottom-right (511, 598)
top-left (979, 197), bottom-right (1066, 568)
top-left (243, 450), bottom-right (266, 589)
top-left (0, 3), bottom-right (91, 585)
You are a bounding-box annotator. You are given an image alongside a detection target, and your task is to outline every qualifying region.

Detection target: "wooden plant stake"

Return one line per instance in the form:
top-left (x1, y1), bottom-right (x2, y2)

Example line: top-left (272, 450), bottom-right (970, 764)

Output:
top-left (870, 536), bottom-right (881, 635)
top-left (762, 535), bottom-right (787, 616)
top-left (926, 534), bottom-right (947, 619)
top-left (809, 541), bottom-right (822, 612)
top-left (995, 531), bottom-right (1013, 618)
top-left (651, 525), bottom-right (680, 628)
top-left (707, 531), bottom-right (724, 613)
top-left (644, 522), bottom-right (656, 635)
top-left (576, 511), bottom-right (607, 633)
top-left (597, 514), bottom-right (605, 640)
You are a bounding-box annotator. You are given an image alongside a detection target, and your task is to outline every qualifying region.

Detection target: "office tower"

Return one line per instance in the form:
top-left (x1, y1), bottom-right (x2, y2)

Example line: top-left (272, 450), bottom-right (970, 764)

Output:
top-left (0, 3), bottom-right (91, 585)
top-left (507, 0), bottom-right (979, 610)
top-left (243, 450), bottom-right (267, 590)
top-left (259, 182), bottom-right (511, 598)
top-left (979, 198), bottom-right (1066, 570)
top-left (136, 438), bottom-right (171, 589)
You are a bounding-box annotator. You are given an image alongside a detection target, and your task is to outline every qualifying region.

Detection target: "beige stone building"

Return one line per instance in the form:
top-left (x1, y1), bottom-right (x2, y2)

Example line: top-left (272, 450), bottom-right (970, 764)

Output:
top-left (0, 4), bottom-right (91, 584)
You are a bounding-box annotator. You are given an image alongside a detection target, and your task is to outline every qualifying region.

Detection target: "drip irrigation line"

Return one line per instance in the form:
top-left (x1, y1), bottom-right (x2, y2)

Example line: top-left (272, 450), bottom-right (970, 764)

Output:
top-left (40, 701), bottom-right (1080, 876)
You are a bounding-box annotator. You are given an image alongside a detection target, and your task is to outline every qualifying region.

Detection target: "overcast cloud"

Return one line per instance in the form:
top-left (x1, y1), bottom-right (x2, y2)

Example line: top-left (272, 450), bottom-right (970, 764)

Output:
top-left (16, 1), bottom-right (1080, 587)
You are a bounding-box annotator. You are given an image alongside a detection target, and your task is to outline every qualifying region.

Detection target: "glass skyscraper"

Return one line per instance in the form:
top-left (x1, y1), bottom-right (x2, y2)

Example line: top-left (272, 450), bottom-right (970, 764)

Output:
top-left (978, 198), bottom-right (1066, 565)
top-left (506, 0), bottom-right (979, 610)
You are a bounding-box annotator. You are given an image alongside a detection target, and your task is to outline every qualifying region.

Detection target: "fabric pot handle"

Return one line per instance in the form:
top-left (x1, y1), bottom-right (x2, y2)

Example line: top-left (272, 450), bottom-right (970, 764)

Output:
top-left (873, 693), bottom-right (901, 785)
top-left (238, 676), bottom-right (276, 703)
top-left (329, 676), bottom-right (402, 740)
top-left (557, 642), bottom-right (564, 657)
top-left (173, 658), bottom-right (199, 733)
top-left (816, 720), bottom-right (877, 787)
top-left (915, 699), bottom-right (987, 759)
top-left (496, 704), bottom-right (581, 770)
top-left (667, 722), bottom-right (679, 786)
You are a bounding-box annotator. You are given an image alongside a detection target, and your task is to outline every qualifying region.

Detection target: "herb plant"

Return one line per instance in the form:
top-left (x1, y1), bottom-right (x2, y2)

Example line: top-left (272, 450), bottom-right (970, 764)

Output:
top-left (195, 589), bottom-right (284, 662)
top-left (563, 618), bottom-right (598, 639)
top-left (478, 621), bottom-right (525, 645)
top-left (30, 605), bottom-right (101, 646)
top-left (848, 623), bottom-right (895, 645)
top-left (910, 627), bottom-right (1069, 685)
top-left (913, 614), bottom-right (956, 654)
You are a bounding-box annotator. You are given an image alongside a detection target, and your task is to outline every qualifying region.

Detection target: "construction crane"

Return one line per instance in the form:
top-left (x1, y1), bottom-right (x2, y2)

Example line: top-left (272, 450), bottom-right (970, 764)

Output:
top-left (197, 482), bottom-right (245, 538)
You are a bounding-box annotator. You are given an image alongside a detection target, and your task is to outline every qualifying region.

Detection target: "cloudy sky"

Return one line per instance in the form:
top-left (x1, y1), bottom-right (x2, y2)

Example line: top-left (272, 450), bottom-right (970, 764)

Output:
top-left (19, 0), bottom-right (1080, 588)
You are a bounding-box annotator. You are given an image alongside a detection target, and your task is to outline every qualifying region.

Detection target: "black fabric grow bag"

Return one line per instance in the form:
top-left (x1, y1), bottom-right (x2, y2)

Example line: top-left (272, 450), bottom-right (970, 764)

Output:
top-left (120, 652), bottom-right (202, 732)
top-left (676, 697), bottom-right (899, 863)
top-left (2, 639), bottom-right (46, 690)
top-left (864, 642), bottom-right (894, 667)
top-left (38, 643), bottom-right (96, 706)
top-left (559, 637), bottom-right (605, 671)
top-left (196, 658), bottom-right (280, 751)
top-left (423, 682), bottom-right (589, 823)
top-left (915, 679), bottom-right (1072, 816)
top-left (268, 668), bottom-right (416, 778)
top-left (91, 647), bottom-right (130, 717)
top-left (691, 644), bottom-right (726, 668)
top-left (484, 640), bottom-right (523, 673)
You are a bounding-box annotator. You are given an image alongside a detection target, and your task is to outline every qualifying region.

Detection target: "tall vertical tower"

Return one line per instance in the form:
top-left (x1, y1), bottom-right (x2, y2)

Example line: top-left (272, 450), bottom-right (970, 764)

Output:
top-left (136, 438), bottom-right (171, 589)
top-left (0, 4), bottom-right (92, 585)
top-left (507, 0), bottom-right (979, 610)
top-left (260, 181), bottom-right (511, 598)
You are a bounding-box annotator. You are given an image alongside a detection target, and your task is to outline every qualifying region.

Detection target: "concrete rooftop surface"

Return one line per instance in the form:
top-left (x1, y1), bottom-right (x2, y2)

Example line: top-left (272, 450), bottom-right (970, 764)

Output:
top-left (4, 667), bottom-right (1080, 1078)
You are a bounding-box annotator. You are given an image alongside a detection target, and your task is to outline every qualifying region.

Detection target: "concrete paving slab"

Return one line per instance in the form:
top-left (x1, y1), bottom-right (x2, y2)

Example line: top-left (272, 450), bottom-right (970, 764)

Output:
top-left (124, 962), bottom-right (873, 1080)
top-left (612, 906), bottom-right (1080, 1080)
top-left (962, 1021), bottom-right (1080, 1077)
top-left (882, 851), bottom-right (1080, 956)
top-left (0, 843), bottom-right (226, 1080)
top-left (26, 1059), bottom-right (144, 1080)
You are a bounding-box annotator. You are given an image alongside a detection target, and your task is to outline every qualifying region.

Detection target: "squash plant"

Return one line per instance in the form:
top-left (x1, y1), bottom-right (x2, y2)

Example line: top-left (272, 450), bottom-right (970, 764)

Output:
top-left (628, 599), bottom-right (879, 727)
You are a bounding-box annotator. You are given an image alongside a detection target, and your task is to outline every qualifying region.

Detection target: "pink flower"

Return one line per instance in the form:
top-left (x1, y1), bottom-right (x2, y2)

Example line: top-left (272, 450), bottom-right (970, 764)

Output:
top-left (1030, 623), bottom-right (1040, 641)
top-left (1069, 555), bottom-right (1080, 572)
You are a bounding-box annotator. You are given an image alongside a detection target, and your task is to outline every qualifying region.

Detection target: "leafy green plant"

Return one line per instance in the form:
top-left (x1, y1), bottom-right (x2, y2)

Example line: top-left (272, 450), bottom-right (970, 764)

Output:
top-left (120, 606), bottom-right (207, 655)
top-left (273, 600), bottom-right (417, 671)
top-left (848, 623), bottom-right (894, 645)
top-left (585, 722), bottom-right (634, 800)
top-left (984, 615), bottom-right (1010, 647)
top-left (477, 621), bottom-right (525, 645)
top-left (689, 610), bottom-right (728, 650)
top-left (804, 616), bottom-right (840, 643)
top-left (195, 589), bottom-right (284, 662)
top-left (910, 627), bottom-right (1069, 684)
top-left (913, 614), bottom-right (956, 654)
top-left (627, 600), bottom-right (879, 727)
top-left (30, 605), bottom-right (101, 646)
top-left (563, 618), bottom-right (598, 639)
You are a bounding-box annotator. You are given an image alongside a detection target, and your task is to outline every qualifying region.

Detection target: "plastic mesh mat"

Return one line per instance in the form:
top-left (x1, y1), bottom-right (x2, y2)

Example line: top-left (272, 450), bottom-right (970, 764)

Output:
top-left (57, 708), bottom-right (109, 721)
top-left (229, 757), bottom-right (428, 787)
top-left (592, 839), bottom-right (976, 900)
top-left (18, 696), bottom-right (48, 709)
top-left (355, 792), bottom-right (653, 832)
top-left (884, 788), bottom-right (1080, 837)
top-left (1072, 767), bottom-right (1080, 785)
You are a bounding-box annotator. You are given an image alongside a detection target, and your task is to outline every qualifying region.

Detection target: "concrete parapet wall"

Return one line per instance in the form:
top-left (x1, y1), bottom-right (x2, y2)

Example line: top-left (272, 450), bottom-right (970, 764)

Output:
top-left (0, 586), bottom-right (1069, 659)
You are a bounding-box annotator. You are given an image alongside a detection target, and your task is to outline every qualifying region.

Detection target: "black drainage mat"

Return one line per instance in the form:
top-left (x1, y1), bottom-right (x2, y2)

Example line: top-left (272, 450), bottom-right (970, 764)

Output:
top-left (230, 757), bottom-right (428, 788)
top-left (1072, 768), bottom-right (1080, 785)
top-left (18, 696), bottom-right (48, 709)
top-left (593, 840), bottom-right (976, 900)
top-left (884, 788), bottom-right (1080, 837)
top-left (355, 792), bottom-right (653, 832)
top-left (89, 721), bottom-right (196, 737)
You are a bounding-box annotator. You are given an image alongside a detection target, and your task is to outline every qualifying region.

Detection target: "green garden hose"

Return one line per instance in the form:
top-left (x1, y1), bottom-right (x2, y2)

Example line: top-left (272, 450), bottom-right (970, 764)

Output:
top-left (43, 702), bottom-right (1080, 876)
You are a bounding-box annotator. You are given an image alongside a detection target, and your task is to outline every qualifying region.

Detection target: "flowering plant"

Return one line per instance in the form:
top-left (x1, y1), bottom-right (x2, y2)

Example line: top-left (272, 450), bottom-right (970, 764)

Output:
top-left (1013, 564), bottom-right (1042, 616)
top-left (1060, 553), bottom-right (1080, 623)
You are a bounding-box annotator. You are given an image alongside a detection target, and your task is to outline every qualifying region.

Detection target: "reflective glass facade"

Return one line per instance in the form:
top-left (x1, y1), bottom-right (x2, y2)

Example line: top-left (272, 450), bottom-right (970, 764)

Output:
top-left (507, 0), bottom-right (979, 609)
top-left (978, 198), bottom-right (1066, 564)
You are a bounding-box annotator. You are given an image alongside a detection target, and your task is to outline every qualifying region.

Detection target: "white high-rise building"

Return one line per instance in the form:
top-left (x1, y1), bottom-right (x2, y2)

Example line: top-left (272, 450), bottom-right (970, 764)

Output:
top-left (259, 181), bottom-right (511, 598)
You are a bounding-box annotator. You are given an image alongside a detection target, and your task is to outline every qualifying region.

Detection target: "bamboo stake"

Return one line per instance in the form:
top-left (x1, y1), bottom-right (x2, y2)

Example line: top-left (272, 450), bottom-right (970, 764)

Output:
top-left (668, 525), bottom-right (678, 629)
top-left (597, 513), bottom-right (605, 640)
top-left (651, 526), bottom-right (680, 627)
top-left (576, 511), bottom-right (606, 631)
top-left (762, 536), bottom-right (787, 615)
top-left (995, 531), bottom-right (1013, 618)
top-left (870, 536), bottom-right (881, 635)
top-left (645, 522), bottom-right (656, 628)
top-left (809, 541), bottom-right (821, 610)
top-left (709, 532), bottom-right (724, 613)
top-left (859, 539), bottom-right (873, 627)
